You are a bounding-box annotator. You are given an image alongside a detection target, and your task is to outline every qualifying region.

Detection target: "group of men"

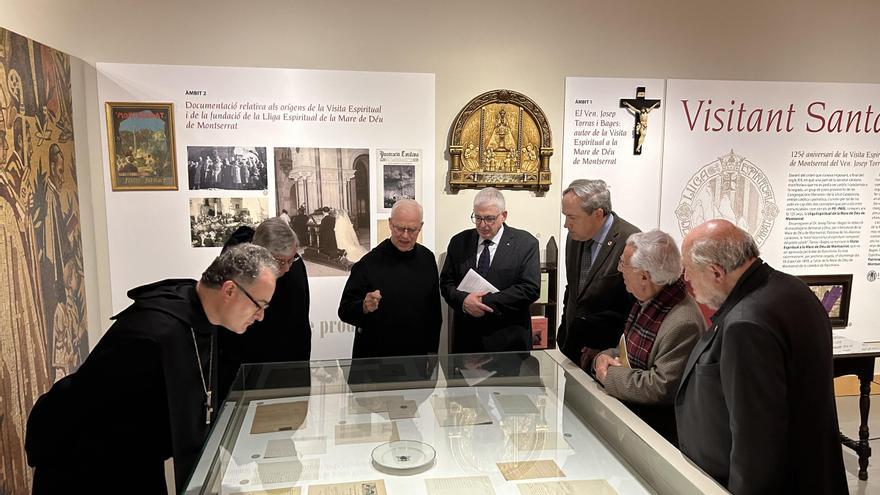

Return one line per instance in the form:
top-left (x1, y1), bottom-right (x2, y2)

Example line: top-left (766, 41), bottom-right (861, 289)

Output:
top-left (25, 181), bottom-right (848, 493)
top-left (187, 153), bottom-right (268, 190)
top-left (339, 189), bottom-right (540, 360)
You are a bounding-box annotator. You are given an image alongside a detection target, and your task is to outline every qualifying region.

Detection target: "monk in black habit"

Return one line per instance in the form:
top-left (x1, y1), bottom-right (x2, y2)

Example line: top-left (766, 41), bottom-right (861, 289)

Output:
top-left (25, 244), bottom-right (279, 493)
top-left (338, 199), bottom-right (441, 360)
top-left (218, 217), bottom-right (312, 400)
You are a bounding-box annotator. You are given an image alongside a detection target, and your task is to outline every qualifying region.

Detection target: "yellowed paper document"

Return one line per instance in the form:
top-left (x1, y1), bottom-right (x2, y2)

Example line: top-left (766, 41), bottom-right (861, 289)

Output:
top-left (387, 399), bottom-right (419, 419)
top-left (616, 335), bottom-right (630, 368)
top-left (496, 394), bottom-right (538, 415)
top-left (432, 395), bottom-right (493, 427)
top-left (256, 458), bottom-right (320, 484)
top-left (511, 432), bottom-right (572, 452)
top-left (347, 395), bottom-right (406, 414)
top-left (497, 459), bottom-right (565, 481)
top-left (307, 480), bottom-right (387, 495)
top-left (425, 475), bottom-right (496, 495)
top-left (334, 421), bottom-right (399, 445)
top-left (251, 401), bottom-right (309, 434)
top-left (238, 487), bottom-right (302, 495)
top-left (516, 480), bottom-right (618, 495)
top-left (264, 438), bottom-right (297, 458)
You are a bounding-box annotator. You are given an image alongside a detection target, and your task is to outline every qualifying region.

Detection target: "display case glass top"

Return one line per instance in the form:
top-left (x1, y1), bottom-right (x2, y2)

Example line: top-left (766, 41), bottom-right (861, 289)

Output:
top-left (185, 351), bottom-right (725, 495)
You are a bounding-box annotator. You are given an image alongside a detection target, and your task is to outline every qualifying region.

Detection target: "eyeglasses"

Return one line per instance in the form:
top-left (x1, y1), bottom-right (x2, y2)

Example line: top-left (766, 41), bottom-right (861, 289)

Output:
top-left (274, 253), bottom-right (302, 268)
top-left (232, 280), bottom-right (270, 313)
top-left (470, 213), bottom-right (499, 225)
top-left (390, 223), bottom-right (422, 235)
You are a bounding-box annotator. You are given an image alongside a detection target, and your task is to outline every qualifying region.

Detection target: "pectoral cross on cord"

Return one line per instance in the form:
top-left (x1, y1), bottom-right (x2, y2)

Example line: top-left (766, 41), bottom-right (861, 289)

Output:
top-left (190, 328), bottom-right (215, 425)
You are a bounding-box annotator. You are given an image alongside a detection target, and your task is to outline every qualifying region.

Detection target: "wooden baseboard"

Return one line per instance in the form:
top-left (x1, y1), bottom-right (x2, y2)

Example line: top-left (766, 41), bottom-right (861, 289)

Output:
top-left (834, 375), bottom-right (880, 396)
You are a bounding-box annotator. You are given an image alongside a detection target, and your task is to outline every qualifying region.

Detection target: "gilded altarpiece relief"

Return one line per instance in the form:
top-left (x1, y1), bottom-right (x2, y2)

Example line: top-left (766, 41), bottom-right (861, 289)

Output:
top-left (449, 89), bottom-right (552, 191)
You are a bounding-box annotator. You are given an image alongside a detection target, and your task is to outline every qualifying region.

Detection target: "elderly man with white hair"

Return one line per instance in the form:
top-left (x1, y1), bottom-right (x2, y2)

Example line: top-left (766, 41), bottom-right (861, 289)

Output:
top-left (675, 219), bottom-right (846, 494)
top-left (339, 199), bottom-right (441, 358)
top-left (593, 229), bottom-right (705, 445)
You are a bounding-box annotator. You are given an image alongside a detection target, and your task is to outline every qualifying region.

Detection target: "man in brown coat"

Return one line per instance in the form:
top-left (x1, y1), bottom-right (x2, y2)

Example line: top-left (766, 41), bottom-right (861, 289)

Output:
top-left (593, 229), bottom-right (704, 445)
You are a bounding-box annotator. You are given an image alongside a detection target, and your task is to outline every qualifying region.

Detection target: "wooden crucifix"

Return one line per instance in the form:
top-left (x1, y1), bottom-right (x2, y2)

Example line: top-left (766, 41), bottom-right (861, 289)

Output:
top-left (619, 87), bottom-right (661, 155)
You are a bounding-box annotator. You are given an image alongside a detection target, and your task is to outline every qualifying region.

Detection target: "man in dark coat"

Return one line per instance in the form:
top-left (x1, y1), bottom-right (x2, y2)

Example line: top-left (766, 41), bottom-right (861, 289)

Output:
top-left (25, 244), bottom-right (279, 493)
top-left (338, 199), bottom-right (441, 359)
top-left (318, 206), bottom-right (338, 255)
top-left (557, 179), bottom-right (640, 366)
top-left (441, 187), bottom-right (540, 353)
top-left (292, 207), bottom-right (311, 248)
top-left (218, 217), bottom-right (311, 400)
top-left (675, 219), bottom-right (847, 494)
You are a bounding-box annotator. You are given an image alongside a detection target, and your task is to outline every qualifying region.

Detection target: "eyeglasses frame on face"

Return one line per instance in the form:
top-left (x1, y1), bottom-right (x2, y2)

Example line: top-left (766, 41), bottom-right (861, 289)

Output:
top-left (390, 223), bottom-right (422, 235)
top-left (231, 279), bottom-right (270, 313)
top-left (274, 252), bottom-right (302, 268)
top-left (470, 212), bottom-right (499, 225)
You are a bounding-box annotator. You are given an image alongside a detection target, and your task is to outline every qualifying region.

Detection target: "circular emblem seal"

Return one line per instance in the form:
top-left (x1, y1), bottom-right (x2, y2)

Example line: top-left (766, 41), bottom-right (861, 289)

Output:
top-left (867, 270), bottom-right (878, 283)
top-left (674, 150), bottom-right (778, 246)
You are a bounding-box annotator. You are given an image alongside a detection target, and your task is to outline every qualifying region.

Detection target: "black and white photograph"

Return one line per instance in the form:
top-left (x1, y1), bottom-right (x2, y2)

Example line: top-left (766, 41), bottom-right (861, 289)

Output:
top-left (377, 149), bottom-right (421, 212)
top-left (382, 164), bottom-right (416, 208)
top-left (189, 197), bottom-right (269, 248)
top-left (187, 146), bottom-right (268, 190)
top-left (275, 147), bottom-right (370, 276)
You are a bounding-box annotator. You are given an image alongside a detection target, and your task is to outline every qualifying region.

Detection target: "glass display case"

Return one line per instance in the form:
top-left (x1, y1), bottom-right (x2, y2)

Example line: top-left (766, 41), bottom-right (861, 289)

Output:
top-left (184, 350), bottom-right (726, 494)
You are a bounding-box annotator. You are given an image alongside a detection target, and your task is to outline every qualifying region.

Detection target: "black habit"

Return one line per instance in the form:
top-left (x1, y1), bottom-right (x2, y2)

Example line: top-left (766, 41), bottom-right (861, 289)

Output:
top-left (218, 226), bottom-right (312, 400)
top-left (26, 279), bottom-right (217, 493)
top-left (338, 239), bottom-right (441, 358)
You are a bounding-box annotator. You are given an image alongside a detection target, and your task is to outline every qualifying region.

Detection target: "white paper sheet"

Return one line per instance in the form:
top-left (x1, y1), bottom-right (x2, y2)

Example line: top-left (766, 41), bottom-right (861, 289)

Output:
top-left (456, 269), bottom-right (499, 294)
top-left (425, 475), bottom-right (496, 495)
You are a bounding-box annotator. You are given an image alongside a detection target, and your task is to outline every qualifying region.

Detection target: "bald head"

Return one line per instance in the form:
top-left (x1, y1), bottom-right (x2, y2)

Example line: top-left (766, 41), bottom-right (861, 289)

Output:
top-left (390, 198), bottom-right (423, 223)
top-left (389, 199), bottom-right (423, 252)
top-left (683, 219), bottom-right (759, 274)
top-left (682, 219), bottom-right (760, 310)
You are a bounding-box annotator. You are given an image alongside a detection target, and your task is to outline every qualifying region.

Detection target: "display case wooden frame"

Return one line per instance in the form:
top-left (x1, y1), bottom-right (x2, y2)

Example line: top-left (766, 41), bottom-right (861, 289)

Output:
top-left (448, 89), bottom-right (552, 191)
top-left (798, 274), bottom-right (853, 328)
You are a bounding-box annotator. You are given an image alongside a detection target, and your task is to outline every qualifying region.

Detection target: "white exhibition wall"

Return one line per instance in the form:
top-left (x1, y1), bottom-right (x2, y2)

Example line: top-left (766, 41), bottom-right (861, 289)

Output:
top-left (97, 68), bottom-right (880, 361)
top-left (97, 63), bottom-right (435, 359)
top-left (3, 0), bottom-right (880, 351)
top-left (563, 77), bottom-right (880, 341)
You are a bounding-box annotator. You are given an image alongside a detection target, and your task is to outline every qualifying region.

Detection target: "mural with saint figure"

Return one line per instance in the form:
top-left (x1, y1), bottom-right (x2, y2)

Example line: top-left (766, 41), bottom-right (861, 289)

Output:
top-left (0, 28), bottom-right (87, 494)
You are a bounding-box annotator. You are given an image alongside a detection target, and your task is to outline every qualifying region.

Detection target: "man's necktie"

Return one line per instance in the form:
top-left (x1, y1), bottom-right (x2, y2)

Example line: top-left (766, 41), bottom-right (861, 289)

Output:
top-left (477, 239), bottom-right (493, 276)
top-left (577, 239), bottom-right (595, 293)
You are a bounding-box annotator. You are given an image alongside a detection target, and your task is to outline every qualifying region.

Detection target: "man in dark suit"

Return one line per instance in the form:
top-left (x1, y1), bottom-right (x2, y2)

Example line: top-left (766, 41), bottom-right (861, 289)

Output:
top-left (318, 206), bottom-right (337, 255)
top-left (557, 179), bottom-right (640, 366)
top-left (675, 219), bottom-right (847, 494)
top-left (292, 207), bottom-right (311, 248)
top-left (441, 187), bottom-right (540, 353)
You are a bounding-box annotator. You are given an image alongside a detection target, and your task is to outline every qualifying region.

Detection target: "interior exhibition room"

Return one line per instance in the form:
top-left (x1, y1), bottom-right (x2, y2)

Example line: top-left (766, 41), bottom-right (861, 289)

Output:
top-left (1, 1), bottom-right (879, 494)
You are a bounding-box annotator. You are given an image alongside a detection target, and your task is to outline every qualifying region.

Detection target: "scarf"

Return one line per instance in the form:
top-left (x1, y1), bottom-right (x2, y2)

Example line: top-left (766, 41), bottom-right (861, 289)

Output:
top-left (625, 277), bottom-right (687, 369)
